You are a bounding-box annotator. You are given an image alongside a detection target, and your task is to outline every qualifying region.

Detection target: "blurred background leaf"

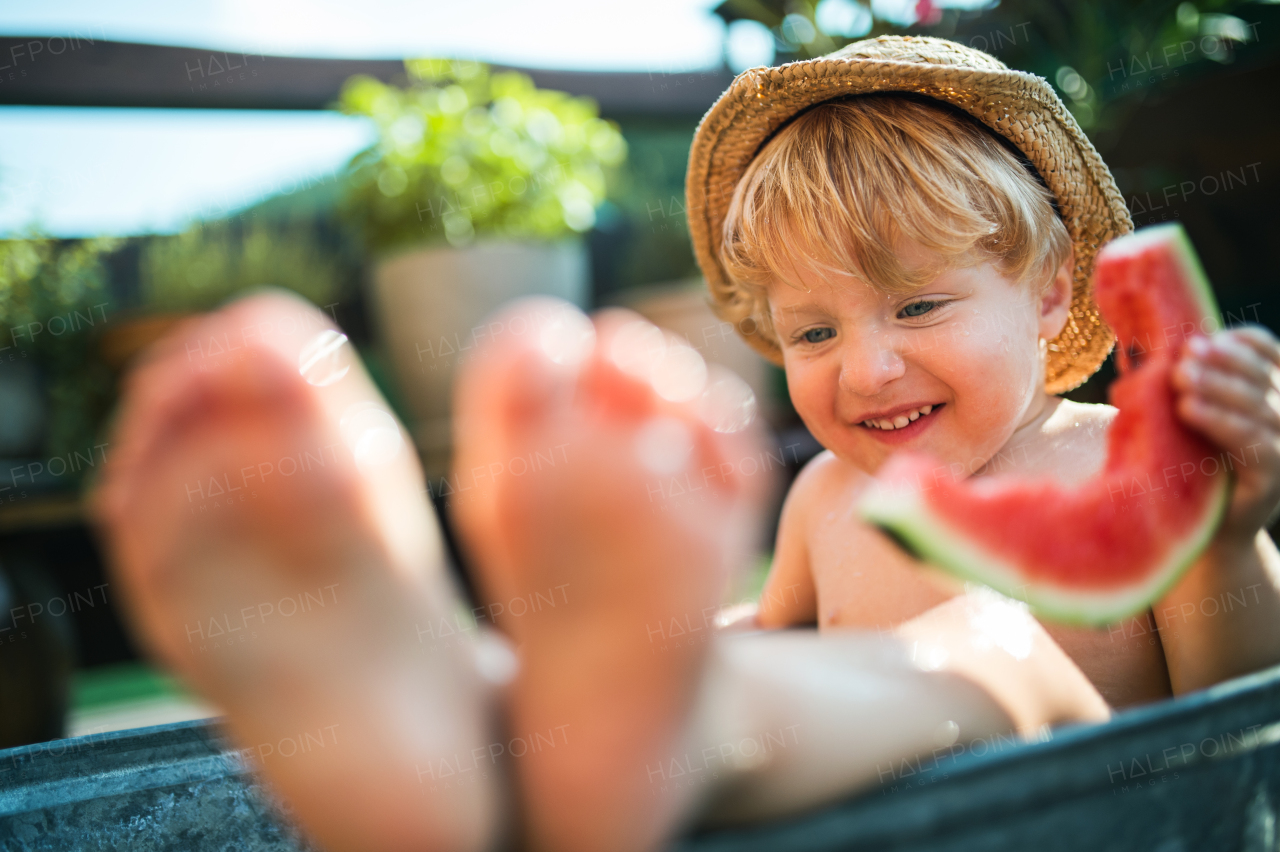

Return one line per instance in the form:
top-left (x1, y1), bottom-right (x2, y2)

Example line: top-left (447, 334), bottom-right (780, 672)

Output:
top-left (0, 236), bottom-right (119, 463)
top-left (138, 220), bottom-right (346, 313)
top-left (338, 60), bottom-right (628, 256)
top-left (714, 0), bottom-right (1276, 137)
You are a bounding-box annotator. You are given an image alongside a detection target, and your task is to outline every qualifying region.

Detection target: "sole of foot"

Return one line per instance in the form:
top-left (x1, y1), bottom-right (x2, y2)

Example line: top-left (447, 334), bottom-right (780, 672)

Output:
top-left (451, 299), bottom-right (770, 852)
top-left (93, 290), bottom-right (506, 852)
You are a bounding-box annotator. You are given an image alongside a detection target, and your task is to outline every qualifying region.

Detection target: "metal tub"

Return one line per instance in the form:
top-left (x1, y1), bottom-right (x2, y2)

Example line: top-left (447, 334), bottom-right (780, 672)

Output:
top-left (3, 665), bottom-right (1280, 852)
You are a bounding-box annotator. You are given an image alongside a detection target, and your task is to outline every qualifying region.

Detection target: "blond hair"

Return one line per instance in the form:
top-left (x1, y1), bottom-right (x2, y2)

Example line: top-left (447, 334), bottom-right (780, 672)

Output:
top-left (718, 94), bottom-right (1072, 345)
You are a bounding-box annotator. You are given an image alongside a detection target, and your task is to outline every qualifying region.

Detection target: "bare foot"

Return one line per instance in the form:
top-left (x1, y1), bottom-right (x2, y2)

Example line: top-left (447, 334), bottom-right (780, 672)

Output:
top-left (93, 291), bottom-right (506, 852)
top-left (451, 300), bottom-right (768, 852)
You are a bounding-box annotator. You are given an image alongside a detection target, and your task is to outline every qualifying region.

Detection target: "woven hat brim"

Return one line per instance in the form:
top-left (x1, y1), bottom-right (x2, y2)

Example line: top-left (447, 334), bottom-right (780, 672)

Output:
top-left (686, 42), bottom-right (1133, 394)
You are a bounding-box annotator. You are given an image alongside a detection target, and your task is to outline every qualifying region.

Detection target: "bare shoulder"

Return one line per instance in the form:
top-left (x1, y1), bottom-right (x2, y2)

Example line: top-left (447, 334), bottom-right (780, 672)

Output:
top-left (1046, 399), bottom-right (1118, 445)
top-left (786, 449), bottom-right (870, 510)
top-left (778, 449), bottom-right (872, 533)
top-left (1035, 399), bottom-right (1119, 484)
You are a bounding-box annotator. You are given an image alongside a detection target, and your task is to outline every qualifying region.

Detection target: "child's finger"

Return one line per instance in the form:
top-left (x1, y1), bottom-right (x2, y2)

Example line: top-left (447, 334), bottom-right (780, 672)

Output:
top-left (1177, 394), bottom-right (1275, 459)
top-left (1226, 326), bottom-right (1280, 369)
top-left (1183, 365), bottom-right (1280, 426)
top-left (1191, 334), bottom-right (1277, 389)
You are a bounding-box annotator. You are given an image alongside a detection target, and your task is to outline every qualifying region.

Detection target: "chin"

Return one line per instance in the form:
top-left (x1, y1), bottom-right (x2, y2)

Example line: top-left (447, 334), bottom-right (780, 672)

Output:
top-left (831, 440), bottom-right (886, 475)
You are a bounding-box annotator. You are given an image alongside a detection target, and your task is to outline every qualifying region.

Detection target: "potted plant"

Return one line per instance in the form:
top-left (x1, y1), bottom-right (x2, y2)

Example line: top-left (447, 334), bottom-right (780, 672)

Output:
top-left (338, 59), bottom-right (627, 476)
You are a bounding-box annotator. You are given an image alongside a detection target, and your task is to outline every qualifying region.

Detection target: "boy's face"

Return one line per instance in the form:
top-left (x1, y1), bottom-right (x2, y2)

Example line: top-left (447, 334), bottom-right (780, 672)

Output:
top-left (768, 243), bottom-right (1065, 475)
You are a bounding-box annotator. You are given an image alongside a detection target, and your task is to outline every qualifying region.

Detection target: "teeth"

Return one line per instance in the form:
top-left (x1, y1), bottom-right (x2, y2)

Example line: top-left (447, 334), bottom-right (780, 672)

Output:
top-left (863, 404), bottom-right (939, 431)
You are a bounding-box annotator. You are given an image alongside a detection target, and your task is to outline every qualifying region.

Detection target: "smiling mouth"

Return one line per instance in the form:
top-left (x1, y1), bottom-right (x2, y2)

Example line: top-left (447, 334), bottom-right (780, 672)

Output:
top-left (859, 403), bottom-right (945, 431)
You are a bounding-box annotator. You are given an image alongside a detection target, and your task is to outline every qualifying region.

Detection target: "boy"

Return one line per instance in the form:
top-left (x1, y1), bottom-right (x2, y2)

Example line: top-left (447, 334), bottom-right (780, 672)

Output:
top-left (686, 36), bottom-right (1280, 707)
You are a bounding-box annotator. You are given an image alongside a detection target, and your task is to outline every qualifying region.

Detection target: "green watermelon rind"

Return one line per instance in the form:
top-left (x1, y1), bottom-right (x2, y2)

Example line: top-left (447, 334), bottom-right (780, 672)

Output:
top-left (859, 472), bottom-right (1230, 627)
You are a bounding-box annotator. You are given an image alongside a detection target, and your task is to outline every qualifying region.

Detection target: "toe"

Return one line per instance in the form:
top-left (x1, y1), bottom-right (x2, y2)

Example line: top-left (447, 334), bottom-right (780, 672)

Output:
top-left (452, 300), bottom-right (772, 605)
top-left (452, 298), bottom-right (595, 575)
top-left (455, 297), bottom-right (594, 435)
top-left (100, 298), bottom-right (329, 518)
top-left (583, 311), bottom-right (766, 500)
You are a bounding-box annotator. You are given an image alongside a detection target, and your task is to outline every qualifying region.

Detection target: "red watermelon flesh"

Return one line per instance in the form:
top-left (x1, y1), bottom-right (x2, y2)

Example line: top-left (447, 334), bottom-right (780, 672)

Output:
top-left (858, 224), bottom-right (1231, 626)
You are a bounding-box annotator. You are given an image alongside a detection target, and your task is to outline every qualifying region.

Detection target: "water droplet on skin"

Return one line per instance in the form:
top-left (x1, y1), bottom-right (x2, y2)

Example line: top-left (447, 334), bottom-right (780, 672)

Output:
top-left (473, 632), bottom-right (519, 686)
top-left (650, 336), bottom-right (708, 402)
top-left (609, 320), bottom-right (667, 379)
top-left (340, 403), bottom-right (403, 468)
top-left (698, 367), bottom-right (757, 433)
top-left (299, 329), bottom-right (352, 387)
top-left (634, 416), bottom-right (693, 476)
top-left (537, 306), bottom-right (595, 366)
top-left (913, 644), bottom-right (950, 671)
top-left (934, 720), bottom-right (961, 747)
top-left (966, 592), bottom-right (1034, 660)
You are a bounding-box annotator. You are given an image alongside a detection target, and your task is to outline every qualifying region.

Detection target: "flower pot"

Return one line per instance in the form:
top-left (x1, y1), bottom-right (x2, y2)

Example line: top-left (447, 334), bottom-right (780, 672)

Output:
top-left (368, 240), bottom-right (589, 478)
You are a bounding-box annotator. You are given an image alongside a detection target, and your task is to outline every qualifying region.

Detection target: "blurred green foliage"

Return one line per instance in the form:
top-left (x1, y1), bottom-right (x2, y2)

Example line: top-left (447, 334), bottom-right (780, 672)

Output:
top-left (338, 59), bottom-right (627, 256)
top-left (925, 0), bottom-right (1268, 137)
top-left (715, 0), bottom-right (1271, 134)
top-left (138, 221), bottom-right (344, 313)
top-left (0, 237), bottom-right (120, 461)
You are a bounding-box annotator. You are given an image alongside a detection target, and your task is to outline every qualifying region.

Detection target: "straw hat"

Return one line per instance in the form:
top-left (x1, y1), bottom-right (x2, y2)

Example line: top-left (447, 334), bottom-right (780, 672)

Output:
top-left (686, 35), bottom-right (1133, 394)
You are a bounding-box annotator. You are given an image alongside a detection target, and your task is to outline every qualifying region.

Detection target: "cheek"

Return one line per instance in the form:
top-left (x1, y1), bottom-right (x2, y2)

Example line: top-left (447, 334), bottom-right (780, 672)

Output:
top-left (784, 359), bottom-right (836, 427)
top-left (923, 315), bottom-right (1040, 423)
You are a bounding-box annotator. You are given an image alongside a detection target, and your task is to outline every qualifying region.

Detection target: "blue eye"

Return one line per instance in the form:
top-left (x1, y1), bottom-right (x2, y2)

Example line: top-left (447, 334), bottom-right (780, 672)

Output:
top-left (802, 327), bottom-right (836, 344)
top-left (900, 300), bottom-right (941, 319)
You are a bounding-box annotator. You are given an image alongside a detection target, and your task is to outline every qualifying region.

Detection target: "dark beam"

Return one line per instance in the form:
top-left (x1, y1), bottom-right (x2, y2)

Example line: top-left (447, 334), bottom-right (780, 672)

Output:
top-left (0, 36), bottom-right (732, 117)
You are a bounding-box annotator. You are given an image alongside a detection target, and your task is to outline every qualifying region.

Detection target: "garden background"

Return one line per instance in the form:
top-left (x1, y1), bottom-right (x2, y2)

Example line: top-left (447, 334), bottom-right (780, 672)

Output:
top-left (0, 0), bottom-right (1276, 749)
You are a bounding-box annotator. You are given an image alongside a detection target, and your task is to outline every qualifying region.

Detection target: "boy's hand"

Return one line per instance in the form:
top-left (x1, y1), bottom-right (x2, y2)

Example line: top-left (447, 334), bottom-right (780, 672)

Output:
top-left (1172, 325), bottom-right (1280, 541)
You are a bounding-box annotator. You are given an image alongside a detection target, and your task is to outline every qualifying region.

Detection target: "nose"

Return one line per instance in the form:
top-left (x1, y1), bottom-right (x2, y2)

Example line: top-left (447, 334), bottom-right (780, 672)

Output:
top-left (838, 332), bottom-right (906, 397)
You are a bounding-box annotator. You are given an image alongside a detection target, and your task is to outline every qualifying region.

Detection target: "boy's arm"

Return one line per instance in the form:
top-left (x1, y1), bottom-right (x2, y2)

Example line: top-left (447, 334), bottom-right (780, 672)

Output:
top-left (1155, 529), bottom-right (1280, 693)
top-left (1157, 327), bottom-right (1280, 692)
top-left (754, 458), bottom-right (822, 629)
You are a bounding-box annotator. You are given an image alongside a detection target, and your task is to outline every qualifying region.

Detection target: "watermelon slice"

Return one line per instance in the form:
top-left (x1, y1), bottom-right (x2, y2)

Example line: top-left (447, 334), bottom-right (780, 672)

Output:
top-left (858, 223), bottom-right (1232, 626)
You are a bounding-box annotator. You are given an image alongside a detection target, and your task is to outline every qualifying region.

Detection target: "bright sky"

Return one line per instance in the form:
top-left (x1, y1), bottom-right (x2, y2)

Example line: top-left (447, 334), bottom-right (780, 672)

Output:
top-left (0, 108), bottom-right (377, 237)
top-left (0, 0), bottom-right (730, 70)
top-left (0, 0), bottom-right (936, 237)
top-left (0, 1), bottom-right (730, 237)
